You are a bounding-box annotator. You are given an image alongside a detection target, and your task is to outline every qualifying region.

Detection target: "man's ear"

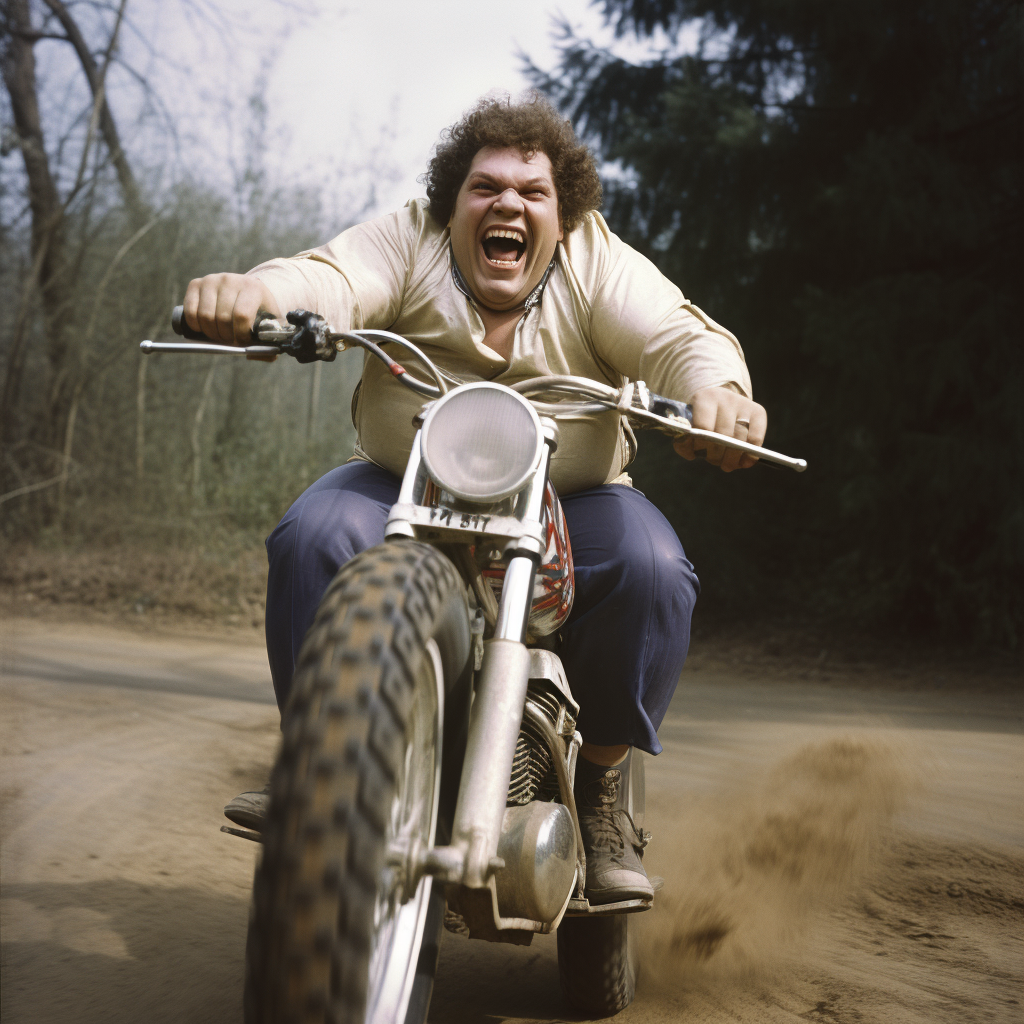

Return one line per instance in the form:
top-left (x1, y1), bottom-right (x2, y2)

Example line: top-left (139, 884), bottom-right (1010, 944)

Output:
top-left (557, 208), bottom-right (564, 241)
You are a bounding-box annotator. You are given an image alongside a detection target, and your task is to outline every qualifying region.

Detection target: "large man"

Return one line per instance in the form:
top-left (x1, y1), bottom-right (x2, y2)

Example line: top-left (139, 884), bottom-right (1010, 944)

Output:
top-left (185, 95), bottom-right (766, 905)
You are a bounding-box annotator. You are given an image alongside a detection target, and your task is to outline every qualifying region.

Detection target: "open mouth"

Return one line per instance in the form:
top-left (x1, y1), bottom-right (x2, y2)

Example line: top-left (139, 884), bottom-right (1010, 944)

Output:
top-left (481, 227), bottom-right (526, 267)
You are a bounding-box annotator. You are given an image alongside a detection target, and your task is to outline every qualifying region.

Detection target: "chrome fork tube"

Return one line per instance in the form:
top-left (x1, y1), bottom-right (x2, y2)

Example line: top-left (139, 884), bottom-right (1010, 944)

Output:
top-left (492, 556), bottom-right (537, 643)
top-left (494, 446), bottom-right (549, 643)
top-left (514, 448), bottom-right (549, 523)
top-left (450, 638), bottom-right (532, 887)
top-left (396, 429), bottom-right (427, 504)
top-left (449, 446), bottom-right (551, 888)
top-left (385, 430), bottom-right (428, 540)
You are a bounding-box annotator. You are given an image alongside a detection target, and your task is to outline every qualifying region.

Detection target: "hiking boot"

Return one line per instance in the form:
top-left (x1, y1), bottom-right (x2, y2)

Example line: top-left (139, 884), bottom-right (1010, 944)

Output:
top-left (224, 784), bottom-right (269, 832)
top-left (574, 750), bottom-right (653, 904)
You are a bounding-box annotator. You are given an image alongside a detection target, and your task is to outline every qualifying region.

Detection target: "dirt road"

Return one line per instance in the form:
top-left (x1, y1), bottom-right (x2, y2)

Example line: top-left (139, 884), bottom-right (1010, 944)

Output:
top-left (1, 617), bottom-right (1021, 1023)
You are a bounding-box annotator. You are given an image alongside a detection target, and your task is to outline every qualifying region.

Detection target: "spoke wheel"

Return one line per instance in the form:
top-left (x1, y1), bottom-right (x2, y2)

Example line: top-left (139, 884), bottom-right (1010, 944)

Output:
top-left (365, 640), bottom-right (442, 1024)
top-left (245, 542), bottom-right (470, 1024)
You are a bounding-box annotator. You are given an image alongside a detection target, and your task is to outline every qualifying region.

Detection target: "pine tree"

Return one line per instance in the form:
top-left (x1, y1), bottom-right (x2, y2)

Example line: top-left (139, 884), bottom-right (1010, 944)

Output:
top-left (532, 0), bottom-right (1022, 645)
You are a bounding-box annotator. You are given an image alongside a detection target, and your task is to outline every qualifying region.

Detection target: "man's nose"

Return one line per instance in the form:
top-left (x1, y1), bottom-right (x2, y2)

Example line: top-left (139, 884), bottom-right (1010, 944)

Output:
top-left (493, 188), bottom-right (524, 213)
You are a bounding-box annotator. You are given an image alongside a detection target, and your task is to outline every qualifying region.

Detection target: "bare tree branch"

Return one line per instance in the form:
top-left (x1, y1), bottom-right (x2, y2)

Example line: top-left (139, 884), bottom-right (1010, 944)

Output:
top-left (0, 471), bottom-right (68, 505)
top-left (39, 0), bottom-right (146, 222)
top-left (0, 0), bottom-right (66, 443)
top-left (5, 28), bottom-right (69, 40)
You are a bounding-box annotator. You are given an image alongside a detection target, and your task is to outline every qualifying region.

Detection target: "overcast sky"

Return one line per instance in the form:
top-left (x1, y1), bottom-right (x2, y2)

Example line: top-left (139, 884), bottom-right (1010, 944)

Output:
top-left (270, 0), bottom-right (606, 212)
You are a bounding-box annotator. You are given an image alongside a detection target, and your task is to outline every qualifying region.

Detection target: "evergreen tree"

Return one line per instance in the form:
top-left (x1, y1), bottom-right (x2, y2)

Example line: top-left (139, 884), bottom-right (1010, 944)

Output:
top-left (531, 0), bottom-right (1022, 646)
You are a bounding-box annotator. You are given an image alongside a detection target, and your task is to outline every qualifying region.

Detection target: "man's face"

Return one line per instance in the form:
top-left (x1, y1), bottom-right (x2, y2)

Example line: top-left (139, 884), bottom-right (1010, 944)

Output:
top-left (449, 146), bottom-right (563, 311)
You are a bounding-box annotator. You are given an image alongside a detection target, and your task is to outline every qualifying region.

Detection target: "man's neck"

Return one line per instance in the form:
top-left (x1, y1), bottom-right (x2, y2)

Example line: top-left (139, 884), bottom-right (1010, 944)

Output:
top-left (476, 303), bottom-right (522, 362)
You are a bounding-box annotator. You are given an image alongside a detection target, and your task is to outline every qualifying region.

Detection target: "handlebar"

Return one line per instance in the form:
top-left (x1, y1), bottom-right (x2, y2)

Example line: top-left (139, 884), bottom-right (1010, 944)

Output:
top-left (142, 306), bottom-right (806, 472)
top-left (170, 305), bottom-right (210, 341)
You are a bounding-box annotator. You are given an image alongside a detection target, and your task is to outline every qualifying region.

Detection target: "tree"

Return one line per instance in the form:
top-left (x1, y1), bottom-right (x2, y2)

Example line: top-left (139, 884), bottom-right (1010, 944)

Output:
top-left (1, 0), bottom-right (144, 457)
top-left (0, 2), bottom-right (372, 541)
top-left (1, 0), bottom-right (67, 442)
top-left (530, 0), bottom-right (1022, 646)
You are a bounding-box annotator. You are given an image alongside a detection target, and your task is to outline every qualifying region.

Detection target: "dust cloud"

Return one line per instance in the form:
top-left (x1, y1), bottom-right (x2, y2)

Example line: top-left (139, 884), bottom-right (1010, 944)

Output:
top-left (638, 738), bottom-right (913, 987)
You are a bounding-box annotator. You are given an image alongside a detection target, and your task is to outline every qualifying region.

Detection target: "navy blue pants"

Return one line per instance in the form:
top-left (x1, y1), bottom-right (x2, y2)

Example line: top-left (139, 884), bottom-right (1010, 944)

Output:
top-left (265, 462), bottom-right (698, 755)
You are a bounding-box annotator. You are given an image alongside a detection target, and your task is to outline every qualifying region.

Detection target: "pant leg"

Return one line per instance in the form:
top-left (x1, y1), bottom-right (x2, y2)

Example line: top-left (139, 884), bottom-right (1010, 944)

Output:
top-left (265, 461), bottom-right (401, 710)
top-left (559, 484), bottom-right (699, 755)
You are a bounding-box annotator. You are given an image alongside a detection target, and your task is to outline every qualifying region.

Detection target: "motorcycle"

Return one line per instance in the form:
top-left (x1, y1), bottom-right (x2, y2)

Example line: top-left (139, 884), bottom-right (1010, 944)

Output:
top-left (142, 307), bottom-right (805, 1023)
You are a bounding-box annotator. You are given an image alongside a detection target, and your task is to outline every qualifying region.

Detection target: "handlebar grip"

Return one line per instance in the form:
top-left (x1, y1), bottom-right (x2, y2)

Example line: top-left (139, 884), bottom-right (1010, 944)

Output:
top-left (171, 305), bottom-right (212, 341)
top-left (648, 393), bottom-right (693, 424)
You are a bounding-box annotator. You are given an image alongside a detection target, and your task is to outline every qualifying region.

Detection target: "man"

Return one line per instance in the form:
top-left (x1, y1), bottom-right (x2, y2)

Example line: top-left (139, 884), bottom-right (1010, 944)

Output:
top-left (184, 95), bottom-right (766, 905)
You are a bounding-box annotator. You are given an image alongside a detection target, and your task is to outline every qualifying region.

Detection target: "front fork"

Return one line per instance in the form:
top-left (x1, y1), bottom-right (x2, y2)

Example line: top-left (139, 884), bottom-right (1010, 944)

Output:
top-left (410, 436), bottom-right (558, 899)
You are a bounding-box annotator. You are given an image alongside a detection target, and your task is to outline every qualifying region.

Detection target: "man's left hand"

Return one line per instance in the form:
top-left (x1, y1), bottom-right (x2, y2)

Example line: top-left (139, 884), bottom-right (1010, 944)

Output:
top-left (673, 386), bottom-right (767, 472)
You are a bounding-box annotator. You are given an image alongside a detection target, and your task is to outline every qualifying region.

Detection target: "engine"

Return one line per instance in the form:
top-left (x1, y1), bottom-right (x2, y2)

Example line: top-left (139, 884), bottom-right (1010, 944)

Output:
top-left (507, 678), bottom-right (576, 806)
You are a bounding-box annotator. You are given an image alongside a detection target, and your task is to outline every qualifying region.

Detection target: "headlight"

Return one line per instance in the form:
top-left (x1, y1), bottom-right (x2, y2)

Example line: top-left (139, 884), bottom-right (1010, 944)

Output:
top-left (420, 383), bottom-right (543, 503)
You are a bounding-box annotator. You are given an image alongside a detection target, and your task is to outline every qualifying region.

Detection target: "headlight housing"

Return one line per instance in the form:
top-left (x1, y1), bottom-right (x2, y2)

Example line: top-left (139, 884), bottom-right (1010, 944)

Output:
top-left (419, 382), bottom-right (543, 503)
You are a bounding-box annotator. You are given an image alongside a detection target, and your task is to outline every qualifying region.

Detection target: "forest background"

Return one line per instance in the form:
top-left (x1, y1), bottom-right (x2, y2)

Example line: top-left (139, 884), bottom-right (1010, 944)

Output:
top-left (1, 0), bottom-right (1020, 657)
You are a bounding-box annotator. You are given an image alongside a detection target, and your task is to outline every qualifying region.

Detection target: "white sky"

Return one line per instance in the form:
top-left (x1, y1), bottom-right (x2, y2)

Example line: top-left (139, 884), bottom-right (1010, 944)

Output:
top-left (269, 0), bottom-right (610, 213)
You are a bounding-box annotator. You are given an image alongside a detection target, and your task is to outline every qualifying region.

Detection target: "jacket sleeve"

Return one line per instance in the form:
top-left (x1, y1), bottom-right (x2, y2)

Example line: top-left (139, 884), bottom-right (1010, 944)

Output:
top-left (574, 214), bottom-right (752, 401)
top-left (246, 202), bottom-right (425, 331)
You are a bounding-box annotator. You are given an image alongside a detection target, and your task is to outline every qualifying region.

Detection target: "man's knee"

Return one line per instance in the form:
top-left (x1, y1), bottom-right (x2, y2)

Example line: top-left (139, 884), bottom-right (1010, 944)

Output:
top-left (267, 487), bottom-right (385, 577)
top-left (617, 529), bottom-right (697, 611)
top-left (603, 495), bottom-right (697, 607)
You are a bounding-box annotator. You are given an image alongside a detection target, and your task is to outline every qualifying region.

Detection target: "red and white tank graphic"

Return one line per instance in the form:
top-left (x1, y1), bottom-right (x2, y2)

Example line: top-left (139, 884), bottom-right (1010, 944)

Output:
top-left (483, 482), bottom-right (574, 637)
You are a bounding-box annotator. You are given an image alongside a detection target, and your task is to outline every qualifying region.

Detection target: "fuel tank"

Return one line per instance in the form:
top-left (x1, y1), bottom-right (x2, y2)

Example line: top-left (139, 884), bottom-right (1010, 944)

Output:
top-left (483, 482), bottom-right (574, 638)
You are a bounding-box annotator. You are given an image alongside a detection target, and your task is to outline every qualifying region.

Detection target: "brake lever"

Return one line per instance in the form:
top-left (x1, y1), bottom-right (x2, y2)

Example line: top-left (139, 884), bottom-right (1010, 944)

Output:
top-left (154, 304), bottom-right (284, 356)
top-left (626, 407), bottom-right (806, 472)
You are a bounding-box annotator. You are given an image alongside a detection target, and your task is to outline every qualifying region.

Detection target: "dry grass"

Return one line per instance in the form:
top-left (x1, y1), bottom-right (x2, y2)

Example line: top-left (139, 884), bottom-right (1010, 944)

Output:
top-left (0, 543), bottom-right (268, 632)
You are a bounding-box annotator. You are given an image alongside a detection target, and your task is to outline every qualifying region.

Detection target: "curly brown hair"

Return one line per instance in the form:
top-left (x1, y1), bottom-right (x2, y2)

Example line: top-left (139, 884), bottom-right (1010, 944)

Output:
top-left (424, 94), bottom-right (602, 233)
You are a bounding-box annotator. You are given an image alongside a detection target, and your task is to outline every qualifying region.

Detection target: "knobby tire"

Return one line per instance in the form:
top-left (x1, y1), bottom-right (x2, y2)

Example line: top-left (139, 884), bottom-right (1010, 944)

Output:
top-left (244, 540), bottom-right (470, 1024)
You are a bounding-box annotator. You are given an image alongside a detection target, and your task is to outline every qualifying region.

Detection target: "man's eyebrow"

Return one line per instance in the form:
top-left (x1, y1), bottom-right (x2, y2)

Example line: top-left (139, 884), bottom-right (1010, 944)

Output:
top-left (468, 172), bottom-right (552, 191)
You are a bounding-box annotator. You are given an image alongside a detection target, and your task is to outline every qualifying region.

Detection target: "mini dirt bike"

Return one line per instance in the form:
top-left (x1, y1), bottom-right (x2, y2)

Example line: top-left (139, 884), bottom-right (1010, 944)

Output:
top-left (143, 308), bottom-right (805, 1024)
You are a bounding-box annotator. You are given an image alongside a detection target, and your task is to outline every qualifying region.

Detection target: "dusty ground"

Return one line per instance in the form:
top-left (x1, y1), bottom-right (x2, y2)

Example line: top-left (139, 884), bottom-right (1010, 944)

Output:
top-left (1, 614), bottom-right (1021, 1024)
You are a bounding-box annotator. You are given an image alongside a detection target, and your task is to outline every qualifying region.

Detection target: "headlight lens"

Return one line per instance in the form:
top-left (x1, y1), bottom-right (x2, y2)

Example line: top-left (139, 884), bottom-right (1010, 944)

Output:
top-left (420, 383), bottom-right (543, 503)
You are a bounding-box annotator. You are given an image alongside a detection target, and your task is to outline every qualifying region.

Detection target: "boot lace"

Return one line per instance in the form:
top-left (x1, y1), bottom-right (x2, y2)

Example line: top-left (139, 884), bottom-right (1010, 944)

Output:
top-left (585, 810), bottom-right (629, 857)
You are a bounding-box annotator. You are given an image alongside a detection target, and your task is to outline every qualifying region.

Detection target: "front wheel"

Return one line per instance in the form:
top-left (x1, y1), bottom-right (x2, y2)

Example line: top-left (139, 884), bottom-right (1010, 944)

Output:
top-left (557, 913), bottom-right (638, 1017)
top-left (245, 541), bottom-right (471, 1024)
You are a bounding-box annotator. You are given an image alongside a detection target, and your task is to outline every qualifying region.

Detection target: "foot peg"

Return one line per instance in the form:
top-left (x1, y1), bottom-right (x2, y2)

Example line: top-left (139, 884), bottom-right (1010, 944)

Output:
top-left (221, 824), bottom-right (262, 843)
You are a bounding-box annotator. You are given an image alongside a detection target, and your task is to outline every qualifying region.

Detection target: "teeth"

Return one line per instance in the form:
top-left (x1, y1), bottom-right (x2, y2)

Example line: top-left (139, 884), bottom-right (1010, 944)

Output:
top-left (484, 228), bottom-right (525, 243)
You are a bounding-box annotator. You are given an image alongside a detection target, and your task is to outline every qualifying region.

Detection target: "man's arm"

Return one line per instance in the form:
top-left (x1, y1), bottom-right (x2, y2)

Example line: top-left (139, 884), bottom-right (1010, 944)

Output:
top-left (182, 203), bottom-right (425, 347)
top-left (577, 216), bottom-right (765, 472)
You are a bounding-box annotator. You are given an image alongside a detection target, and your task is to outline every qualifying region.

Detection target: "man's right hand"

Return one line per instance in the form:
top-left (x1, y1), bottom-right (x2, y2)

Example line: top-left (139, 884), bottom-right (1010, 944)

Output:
top-left (182, 273), bottom-right (282, 345)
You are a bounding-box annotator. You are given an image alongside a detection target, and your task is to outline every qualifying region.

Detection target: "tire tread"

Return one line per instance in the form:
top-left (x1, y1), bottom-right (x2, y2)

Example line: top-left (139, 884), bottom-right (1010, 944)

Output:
top-left (244, 541), bottom-right (466, 1024)
top-left (556, 914), bottom-right (637, 1017)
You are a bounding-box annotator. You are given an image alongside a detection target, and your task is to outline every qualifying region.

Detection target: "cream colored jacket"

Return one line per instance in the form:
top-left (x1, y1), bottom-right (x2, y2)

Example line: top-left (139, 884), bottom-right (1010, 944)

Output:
top-left (250, 199), bottom-right (751, 495)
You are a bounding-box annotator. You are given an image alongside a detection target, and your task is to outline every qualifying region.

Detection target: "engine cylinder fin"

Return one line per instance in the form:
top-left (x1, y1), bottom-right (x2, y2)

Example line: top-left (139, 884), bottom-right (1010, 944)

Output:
top-left (506, 679), bottom-right (575, 806)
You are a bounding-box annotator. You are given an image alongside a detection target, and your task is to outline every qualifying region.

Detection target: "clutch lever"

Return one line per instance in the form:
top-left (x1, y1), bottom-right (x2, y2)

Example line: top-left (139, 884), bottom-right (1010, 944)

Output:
top-left (139, 339), bottom-right (281, 357)
top-left (142, 306), bottom-right (332, 361)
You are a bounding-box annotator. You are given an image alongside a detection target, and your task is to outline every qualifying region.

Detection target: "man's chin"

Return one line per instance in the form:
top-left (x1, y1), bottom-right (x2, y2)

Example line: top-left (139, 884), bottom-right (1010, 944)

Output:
top-left (473, 275), bottom-right (527, 310)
